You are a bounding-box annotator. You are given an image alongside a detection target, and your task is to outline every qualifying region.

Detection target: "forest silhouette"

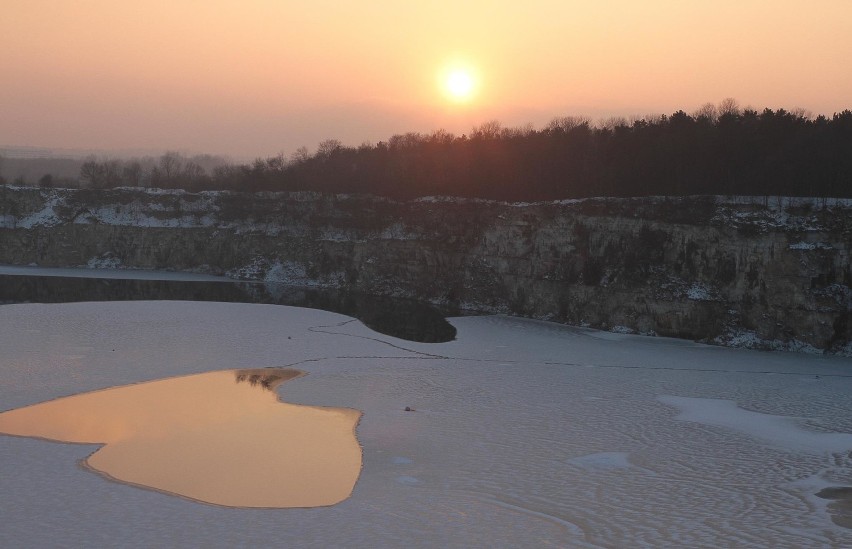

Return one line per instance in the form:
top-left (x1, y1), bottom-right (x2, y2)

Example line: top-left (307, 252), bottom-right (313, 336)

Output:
top-left (7, 101), bottom-right (852, 201)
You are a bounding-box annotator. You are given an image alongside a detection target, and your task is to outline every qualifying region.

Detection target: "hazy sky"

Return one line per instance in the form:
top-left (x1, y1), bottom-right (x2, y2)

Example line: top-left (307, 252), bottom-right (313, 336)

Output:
top-left (3, 0), bottom-right (851, 159)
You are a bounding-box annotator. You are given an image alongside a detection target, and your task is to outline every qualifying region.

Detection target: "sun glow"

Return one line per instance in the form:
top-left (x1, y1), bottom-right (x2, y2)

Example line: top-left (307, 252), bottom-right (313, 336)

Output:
top-left (442, 67), bottom-right (477, 102)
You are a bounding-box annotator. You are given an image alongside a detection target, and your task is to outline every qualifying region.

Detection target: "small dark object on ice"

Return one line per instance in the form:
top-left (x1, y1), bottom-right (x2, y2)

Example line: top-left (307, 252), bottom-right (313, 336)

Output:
top-left (404, 406), bottom-right (415, 412)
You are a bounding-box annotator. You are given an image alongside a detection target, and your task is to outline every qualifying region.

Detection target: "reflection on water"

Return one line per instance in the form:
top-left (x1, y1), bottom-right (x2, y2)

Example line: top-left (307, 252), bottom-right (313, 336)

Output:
top-left (0, 368), bottom-right (363, 508)
top-left (234, 369), bottom-right (292, 390)
top-left (0, 274), bottom-right (457, 342)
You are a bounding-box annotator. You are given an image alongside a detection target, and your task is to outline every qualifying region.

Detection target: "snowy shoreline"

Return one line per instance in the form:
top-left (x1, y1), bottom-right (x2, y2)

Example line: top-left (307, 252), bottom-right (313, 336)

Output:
top-left (2, 186), bottom-right (850, 354)
top-left (2, 263), bottom-right (849, 356)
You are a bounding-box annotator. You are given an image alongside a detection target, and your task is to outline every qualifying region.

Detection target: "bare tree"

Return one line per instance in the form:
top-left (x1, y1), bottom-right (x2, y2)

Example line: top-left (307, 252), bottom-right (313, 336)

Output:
top-left (159, 152), bottom-right (183, 184)
top-left (598, 116), bottom-right (627, 130)
top-left (103, 160), bottom-right (122, 187)
top-left (80, 157), bottom-right (104, 188)
top-left (546, 116), bottom-right (590, 133)
top-left (791, 107), bottom-right (813, 121)
top-left (388, 133), bottom-right (423, 150)
top-left (429, 129), bottom-right (455, 145)
top-left (718, 97), bottom-right (740, 117)
top-left (470, 120), bottom-right (502, 139)
top-left (122, 160), bottom-right (143, 187)
top-left (290, 146), bottom-right (310, 164)
top-left (272, 154), bottom-right (290, 172)
top-left (183, 161), bottom-right (205, 180)
top-left (316, 139), bottom-right (342, 157)
top-left (501, 122), bottom-right (534, 139)
top-left (642, 113), bottom-right (666, 125)
top-left (693, 102), bottom-right (718, 122)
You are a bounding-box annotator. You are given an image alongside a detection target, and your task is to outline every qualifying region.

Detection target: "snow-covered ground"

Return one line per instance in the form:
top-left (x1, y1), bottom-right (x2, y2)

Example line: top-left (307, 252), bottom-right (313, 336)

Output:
top-left (1, 301), bottom-right (851, 548)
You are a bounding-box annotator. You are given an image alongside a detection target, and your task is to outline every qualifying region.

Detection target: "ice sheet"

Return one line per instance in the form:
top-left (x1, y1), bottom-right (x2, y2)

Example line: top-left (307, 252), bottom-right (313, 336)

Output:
top-left (1, 302), bottom-right (851, 548)
top-left (659, 395), bottom-right (852, 454)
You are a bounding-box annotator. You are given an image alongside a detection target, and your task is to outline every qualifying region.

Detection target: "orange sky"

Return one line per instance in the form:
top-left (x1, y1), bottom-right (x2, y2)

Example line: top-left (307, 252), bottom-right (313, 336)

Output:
top-left (2, 0), bottom-right (851, 159)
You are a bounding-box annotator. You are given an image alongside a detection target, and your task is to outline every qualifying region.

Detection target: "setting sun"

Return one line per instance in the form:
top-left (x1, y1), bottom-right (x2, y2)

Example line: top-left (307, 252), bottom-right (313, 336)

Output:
top-left (443, 68), bottom-right (476, 102)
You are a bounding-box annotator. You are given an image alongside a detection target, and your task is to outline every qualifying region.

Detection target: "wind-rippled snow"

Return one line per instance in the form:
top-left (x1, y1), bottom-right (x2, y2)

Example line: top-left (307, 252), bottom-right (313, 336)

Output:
top-left (1, 302), bottom-right (851, 548)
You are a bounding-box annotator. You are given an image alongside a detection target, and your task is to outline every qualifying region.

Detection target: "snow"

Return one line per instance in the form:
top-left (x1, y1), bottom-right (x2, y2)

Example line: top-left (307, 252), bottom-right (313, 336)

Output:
top-left (318, 228), bottom-right (359, 242)
top-left (708, 196), bottom-right (852, 232)
top-left (12, 195), bottom-right (63, 228)
top-left (686, 282), bottom-right (719, 301)
top-left (5, 190), bottom-right (852, 236)
top-left (1, 302), bottom-right (851, 547)
top-left (264, 260), bottom-right (343, 287)
top-left (86, 254), bottom-right (122, 269)
top-left (789, 241), bottom-right (834, 250)
top-left (658, 395), bottom-right (852, 454)
top-left (225, 258), bottom-right (343, 287)
top-left (415, 195), bottom-right (494, 205)
top-left (714, 328), bottom-right (831, 356)
top-left (379, 223), bottom-right (418, 240)
top-left (716, 195), bottom-right (852, 209)
top-left (264, 260), bottom-right (309, 284)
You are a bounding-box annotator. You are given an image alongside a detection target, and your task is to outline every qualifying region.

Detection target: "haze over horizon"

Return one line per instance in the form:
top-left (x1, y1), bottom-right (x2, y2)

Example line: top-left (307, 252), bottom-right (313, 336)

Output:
top-left (3, 0), bottom-right (851, 159)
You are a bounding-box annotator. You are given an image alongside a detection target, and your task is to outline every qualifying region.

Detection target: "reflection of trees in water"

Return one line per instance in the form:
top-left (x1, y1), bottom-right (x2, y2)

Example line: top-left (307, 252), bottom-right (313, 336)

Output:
top-left (0, 275), bottom-right (457, 343)
top-left (233, 368), bottom-right (300, 391)
top-left (235, 372), bottom-right (282, 390)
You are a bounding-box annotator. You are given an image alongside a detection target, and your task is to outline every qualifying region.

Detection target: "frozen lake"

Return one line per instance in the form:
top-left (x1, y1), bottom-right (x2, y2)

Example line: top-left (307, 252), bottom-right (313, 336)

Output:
top-left (1, 301), bottom-right (851, 547)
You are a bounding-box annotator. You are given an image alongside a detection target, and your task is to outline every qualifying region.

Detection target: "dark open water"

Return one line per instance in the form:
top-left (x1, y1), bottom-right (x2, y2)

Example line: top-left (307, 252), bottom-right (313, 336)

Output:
top-left (0, 274), bottom-right (457, 343)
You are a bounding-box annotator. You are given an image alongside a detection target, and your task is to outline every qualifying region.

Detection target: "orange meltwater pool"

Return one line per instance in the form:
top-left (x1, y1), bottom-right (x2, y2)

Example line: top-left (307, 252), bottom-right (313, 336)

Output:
top-left (0, 368), bottom-right (362, 508)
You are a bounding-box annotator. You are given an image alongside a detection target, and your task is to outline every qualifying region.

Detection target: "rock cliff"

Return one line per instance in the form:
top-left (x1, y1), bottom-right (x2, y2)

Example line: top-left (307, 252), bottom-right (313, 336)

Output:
top-left (1, 185), bottom-right (850, 354)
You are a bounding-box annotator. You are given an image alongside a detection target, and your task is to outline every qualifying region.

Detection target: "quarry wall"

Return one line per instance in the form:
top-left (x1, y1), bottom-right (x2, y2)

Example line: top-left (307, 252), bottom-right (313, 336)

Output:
top-left (1, 185), bottom-right (850, 353)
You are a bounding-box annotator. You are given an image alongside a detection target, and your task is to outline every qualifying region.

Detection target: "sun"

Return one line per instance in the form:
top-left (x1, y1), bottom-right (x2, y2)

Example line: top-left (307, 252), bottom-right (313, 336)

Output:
top-left (442, 68), bottom-right (476, 102)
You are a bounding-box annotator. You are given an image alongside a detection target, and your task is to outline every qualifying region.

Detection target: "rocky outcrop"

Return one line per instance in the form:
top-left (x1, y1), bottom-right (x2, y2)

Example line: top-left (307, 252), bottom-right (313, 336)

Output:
top-left (1, 185), bottom-right (850, 354)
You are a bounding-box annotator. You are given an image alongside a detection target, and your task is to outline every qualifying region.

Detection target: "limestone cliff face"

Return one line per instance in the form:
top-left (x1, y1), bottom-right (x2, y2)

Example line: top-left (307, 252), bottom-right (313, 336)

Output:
top-left (1, 185), bottom-right (850, 353)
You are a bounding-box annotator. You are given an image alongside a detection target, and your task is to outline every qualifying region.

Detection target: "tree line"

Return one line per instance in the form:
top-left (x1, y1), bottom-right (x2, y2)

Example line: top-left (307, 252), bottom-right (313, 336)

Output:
top-left (0, 153), bottom-right (228, 190)
top-left (4, 100), bottom-right (851, 200)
